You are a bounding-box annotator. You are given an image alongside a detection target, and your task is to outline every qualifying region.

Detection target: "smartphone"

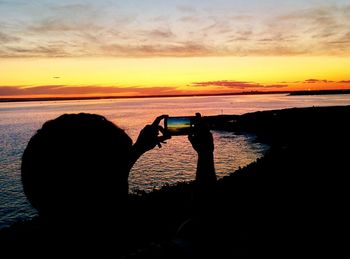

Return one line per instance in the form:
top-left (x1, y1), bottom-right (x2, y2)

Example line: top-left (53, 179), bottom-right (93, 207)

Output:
top-left (164, 116), bottom-right (195, 136)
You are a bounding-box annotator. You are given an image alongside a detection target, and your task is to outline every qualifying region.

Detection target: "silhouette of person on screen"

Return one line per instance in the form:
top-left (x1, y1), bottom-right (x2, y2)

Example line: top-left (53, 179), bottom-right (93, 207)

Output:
top-left (10, 112), bottom-right (217, 258)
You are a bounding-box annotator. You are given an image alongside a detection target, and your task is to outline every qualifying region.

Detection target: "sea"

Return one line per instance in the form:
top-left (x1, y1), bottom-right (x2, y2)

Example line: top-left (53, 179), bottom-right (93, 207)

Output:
top-left (1, 93), bottom-right (350, 229)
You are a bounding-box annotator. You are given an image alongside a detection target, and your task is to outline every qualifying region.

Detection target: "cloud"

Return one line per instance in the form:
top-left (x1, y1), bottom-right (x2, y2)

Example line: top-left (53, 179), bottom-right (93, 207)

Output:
top-left (50, 3), bottom-right (93, 13)
top-left (0, 85), bottom-right (179, 97)
top-left (304, 79), bottom-right (334, 84)
top-left (176, 4), bottom-right (350, 56)
top-left (192, 80), bottom-right (288, 89)
top-left (178, 16), bottom-right (199, 23)
top-left (101, 42), bottom-right (213, 57)
top-left (1, 3), bottom-right (350, 58)
top-left (338, 80), bottom-right (350, 84)
top-left (3, 45), bottom-right (70, 58)
top-left (148, 28), bottom-right (175, 39)
top-left (177, 5), bottom-right (196, 13)
top-left (150, 15), bottom-right (169, 22)
top-left (229, 29), bottom-right (253, 42)
top-left (278, 81), bottom-right (301, 84)
top-left (0, 31), bottom-right (20, 43)
top-left (230, 15), bottom-right (254, 21)
top-left (28, 18), bottom-right (102, 33)
top-left (273, 5), bottom-right (350, 54)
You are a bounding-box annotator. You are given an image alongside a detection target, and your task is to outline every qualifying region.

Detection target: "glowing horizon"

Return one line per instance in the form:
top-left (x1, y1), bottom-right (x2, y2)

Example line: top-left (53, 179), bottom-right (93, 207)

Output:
top-left (1, 0), bottom-right (350, 98)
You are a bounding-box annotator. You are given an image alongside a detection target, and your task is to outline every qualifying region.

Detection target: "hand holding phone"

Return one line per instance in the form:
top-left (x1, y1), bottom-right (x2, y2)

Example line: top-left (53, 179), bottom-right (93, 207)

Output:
top-left (188, 113), bottom-right (214, 154)
top-left (133, 115), bottom-right (170, 153)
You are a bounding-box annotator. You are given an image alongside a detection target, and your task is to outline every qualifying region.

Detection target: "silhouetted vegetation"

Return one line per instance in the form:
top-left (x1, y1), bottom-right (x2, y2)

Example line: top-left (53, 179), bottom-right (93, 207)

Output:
top-left (1, 106), bottom-right (349, 257)
top-left (289, 89), bottom-right (350, 95)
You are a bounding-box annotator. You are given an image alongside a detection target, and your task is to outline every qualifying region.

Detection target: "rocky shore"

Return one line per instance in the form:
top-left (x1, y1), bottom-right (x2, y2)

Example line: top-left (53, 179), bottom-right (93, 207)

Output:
top-left (127, 105), bottom-right (350, 256)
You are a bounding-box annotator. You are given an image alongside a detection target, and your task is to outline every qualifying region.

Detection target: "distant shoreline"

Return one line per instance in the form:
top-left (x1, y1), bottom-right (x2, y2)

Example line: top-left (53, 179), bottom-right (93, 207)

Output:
top-left (1, 89), bottom-right (350, 103)
top-left (288, 89), bottom-right (350, 96)
top-left (0, 91), bottom-right (288, 103)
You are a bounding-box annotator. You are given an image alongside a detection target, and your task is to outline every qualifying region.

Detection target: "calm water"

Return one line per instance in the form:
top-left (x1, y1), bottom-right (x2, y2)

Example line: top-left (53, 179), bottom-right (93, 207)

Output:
top-left (1, 94), bottom-right (350, 229)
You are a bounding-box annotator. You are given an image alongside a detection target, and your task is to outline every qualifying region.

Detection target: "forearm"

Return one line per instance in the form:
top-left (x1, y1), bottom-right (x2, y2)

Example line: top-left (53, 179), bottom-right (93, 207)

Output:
top-left (128, 143), bottom-right (145, 170)
top-left (196, 152), bottom-right (217, 187)
top-left (192, 151), bottom-right (217, 217)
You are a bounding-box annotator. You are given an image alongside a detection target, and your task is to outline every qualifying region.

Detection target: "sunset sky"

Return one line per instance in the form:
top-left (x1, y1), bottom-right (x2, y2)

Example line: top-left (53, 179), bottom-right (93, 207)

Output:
top-left (1, 0), bottom-right (350, 98)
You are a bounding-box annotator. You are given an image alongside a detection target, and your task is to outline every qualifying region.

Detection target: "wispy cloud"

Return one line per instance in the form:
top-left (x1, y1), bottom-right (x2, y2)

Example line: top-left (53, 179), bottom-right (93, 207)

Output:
top-left (271, 5), bottom-right (350, 55)
top-left (4, 45), bottom-right (70, 57)
top-left (304, 79), bottom-right (334, 84)
top-left (28, 18), bottom-right (102, 33)
top-left (101, 42), bottom-right (213, 57)
top-left (0, 31), bottom-right (20, 43)
top-left (0, 85), bottom-right (179, 97)
top-left (191, 78), bottom-right (350, 91)
top-left (338, 80), bottom-right (350, 84)
top-left (148, 28), bottom-right (175, 39)
top-left (176, 5), bottom-right (196, 13)
top-left (1, 2), bottom-right (350, 58)
top-left (192, 80), bottom-right (288, 89)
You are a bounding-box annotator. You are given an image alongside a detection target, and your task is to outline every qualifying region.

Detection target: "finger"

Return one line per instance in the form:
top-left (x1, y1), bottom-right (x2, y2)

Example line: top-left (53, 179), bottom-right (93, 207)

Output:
top-left (143, 124), bottom-right (154, 132)
top-left (152, 115), bottom-right (168, 126)
top-left (194, 114), bottom-right (210, 132)
top-left (158, 126), bottom-right (171, 139)
top-left (158, 135), bottom-right (170, 143)
top-left (193, 113), bottom-right (202, 129)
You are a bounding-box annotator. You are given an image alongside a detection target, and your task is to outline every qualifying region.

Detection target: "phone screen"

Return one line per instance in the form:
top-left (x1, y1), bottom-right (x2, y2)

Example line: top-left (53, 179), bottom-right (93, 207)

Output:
top-left (165, 116), bottom-right (194, 136)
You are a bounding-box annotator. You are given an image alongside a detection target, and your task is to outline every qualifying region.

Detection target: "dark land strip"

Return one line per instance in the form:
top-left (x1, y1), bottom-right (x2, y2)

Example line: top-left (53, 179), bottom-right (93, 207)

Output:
top-left (1, 89), bottom-right (350, 103)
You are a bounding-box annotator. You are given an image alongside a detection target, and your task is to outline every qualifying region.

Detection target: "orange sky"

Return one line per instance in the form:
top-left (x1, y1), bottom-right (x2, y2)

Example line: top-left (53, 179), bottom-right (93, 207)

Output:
top-left (1, 56), bottom-right (350, 98)
top-left (1, 1), bottom-right (350, 98)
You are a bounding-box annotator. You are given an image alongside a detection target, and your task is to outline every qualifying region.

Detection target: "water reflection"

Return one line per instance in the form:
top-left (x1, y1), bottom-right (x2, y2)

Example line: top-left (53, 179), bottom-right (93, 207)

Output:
top-left (1, 94), bottom-right (349, 228)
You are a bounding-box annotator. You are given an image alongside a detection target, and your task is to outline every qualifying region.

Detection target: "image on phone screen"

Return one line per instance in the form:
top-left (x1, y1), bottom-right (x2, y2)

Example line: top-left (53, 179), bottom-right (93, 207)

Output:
top-left (165, 116), bottom-right (194, 136)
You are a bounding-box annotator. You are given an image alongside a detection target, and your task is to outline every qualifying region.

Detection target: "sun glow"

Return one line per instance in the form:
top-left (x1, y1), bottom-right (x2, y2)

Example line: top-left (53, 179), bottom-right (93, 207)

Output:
top-left (1, 56), bottom-right (350, 98)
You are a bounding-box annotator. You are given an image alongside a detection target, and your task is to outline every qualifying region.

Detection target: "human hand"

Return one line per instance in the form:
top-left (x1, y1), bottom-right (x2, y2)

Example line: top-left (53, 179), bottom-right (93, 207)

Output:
top-left (133, 115), bottom-right (171, 156)
top-left (188, 113), bottom-right (214, 156)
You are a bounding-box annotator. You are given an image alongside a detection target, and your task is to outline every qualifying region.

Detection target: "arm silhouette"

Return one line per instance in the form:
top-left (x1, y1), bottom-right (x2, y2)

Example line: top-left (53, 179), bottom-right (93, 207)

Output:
top-left (189, 113), bottom-right (217, 191)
